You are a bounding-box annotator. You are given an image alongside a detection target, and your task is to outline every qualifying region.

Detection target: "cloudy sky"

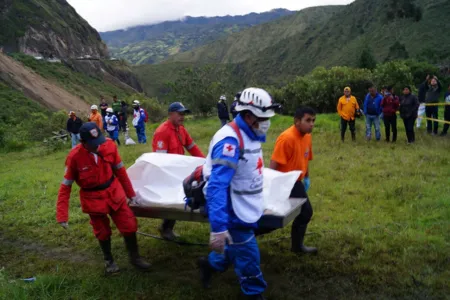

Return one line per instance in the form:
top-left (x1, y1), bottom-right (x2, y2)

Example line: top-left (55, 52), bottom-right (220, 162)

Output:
top-left (67, 0), bottom-right (354, 32)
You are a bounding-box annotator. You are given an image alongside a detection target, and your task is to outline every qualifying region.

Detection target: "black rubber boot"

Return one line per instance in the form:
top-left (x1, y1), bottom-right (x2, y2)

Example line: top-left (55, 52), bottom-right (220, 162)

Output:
top-left (99, 239), bottom-right (120, 275)
top-left (197, 257), bottom-right (215, 289)
top-left (124, 233), bottom-right (151, 271)
top-left (341, 131), bottom-right (345, 142)
top-left (291, 225), bottom-right (318, 255)
top-left (351, 132), bottom-right (356, 141)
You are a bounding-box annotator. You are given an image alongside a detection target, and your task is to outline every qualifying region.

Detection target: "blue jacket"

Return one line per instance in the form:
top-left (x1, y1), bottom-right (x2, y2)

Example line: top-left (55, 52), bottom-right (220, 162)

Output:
top-left (106, 114), bottom-right (119, 132)
top-left (206, 115), bottom-right (266, 233)
top-left (134, 108), bottom-right (146, 128)
top-left (364, 93), bottom-right (383, 116)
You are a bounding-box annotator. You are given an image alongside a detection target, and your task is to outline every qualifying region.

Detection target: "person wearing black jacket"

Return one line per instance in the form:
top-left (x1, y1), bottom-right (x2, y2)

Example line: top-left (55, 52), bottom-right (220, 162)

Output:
top-left (66, 111), bottom-right (83, 148)
top-left (399, 86), bottom-right (420, 144)
top-left (230, 92), bottom-right (241, 119)
top-left (217, 95), bottom-right (230, 127)
top-left (423, 75), bottom-right (442, 134)
top-left (119, 101), bottom-right (128, 132)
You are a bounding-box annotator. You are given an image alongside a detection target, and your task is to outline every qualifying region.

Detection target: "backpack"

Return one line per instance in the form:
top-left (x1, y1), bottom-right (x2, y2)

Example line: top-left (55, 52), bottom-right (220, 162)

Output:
top-left (142, 108), bottom-right (149, 123)
top-left (183, 121), bottom-right (244, 214)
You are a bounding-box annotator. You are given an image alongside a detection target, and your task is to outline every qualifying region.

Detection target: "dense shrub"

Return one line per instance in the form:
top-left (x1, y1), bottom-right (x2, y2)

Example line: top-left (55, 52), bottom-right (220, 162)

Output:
top-left (373, 60), bottom-right (414, 93)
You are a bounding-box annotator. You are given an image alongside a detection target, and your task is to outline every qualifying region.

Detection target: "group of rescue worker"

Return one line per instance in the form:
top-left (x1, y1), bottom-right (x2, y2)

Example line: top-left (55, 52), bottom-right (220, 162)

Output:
top-left (57, 87), bottom-right (319, 299)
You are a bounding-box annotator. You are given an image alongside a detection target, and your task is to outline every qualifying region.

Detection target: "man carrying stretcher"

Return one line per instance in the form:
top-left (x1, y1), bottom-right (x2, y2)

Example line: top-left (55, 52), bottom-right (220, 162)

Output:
top-left (197, 88), bottom-right (280, 299)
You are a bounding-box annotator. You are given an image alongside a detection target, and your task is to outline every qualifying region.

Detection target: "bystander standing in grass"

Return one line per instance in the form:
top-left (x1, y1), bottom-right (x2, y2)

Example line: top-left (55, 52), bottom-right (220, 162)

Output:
top-left (381, 86), bottom-right (400, 142)
top-left (363, 85), bottom-right (383, 141)
top-left (337, 87), bottom-right (360, 142)
top-left (217, 95), bottom-right (230, 127)
top-left (423, 75), bottom-right (442, 135)
top-left (66, 111), bottom-right (83, 148)
top-left (399, 86), bottom-right (420, 144)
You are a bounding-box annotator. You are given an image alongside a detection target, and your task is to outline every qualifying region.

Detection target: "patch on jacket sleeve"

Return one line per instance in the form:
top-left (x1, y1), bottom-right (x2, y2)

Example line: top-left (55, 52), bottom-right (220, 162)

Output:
top-left (222, 143), bottom-right (236, 157)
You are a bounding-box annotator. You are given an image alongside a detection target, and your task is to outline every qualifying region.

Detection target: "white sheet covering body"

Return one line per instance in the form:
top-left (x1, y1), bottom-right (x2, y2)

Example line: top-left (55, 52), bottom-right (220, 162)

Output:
top-left (127, 153), bottom-right (301, 216)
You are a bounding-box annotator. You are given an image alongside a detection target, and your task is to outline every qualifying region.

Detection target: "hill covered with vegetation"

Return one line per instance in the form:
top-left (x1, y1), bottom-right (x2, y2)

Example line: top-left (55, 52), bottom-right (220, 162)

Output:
top-left (166, 0), bottom-right (450, 85)
top-left (100, 9), bottom-right (295, 65)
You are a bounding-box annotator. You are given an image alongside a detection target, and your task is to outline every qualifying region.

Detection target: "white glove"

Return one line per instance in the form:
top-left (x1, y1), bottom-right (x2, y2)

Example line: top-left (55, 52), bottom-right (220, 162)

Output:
top-left (128, 197), bottom-right (137, 205)
top-left (209, 231), bottom-right (233, 254)
top-left (59, 222), bottom-right (69, 229)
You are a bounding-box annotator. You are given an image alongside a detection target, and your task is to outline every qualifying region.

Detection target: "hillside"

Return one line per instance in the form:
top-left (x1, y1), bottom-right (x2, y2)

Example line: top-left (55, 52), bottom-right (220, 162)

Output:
top-left (166, 0), bottom-right (450, 85)
top-left (0, 0), bottom-right (108, 58)
top-left (100, 9), bottom-right (295, 65)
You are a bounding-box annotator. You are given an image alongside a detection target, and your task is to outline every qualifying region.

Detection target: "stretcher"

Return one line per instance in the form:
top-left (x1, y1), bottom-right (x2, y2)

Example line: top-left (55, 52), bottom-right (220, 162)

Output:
top-left (127, 153), bottom-right (306, 229)
top-left (130, 197), bottom-right (306, 229)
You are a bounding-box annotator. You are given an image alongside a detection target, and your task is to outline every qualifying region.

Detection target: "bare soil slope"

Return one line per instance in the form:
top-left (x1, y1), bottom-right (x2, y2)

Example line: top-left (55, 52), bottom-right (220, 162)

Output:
top-left (0, 52), bottom-right (90, 114)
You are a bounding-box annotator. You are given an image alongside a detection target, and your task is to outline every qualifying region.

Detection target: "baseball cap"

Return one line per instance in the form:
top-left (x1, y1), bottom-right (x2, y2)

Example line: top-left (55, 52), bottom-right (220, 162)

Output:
top-left (168, 102), bottom-right (190, 113)
top-left (344, 87), bottom-right (351, 92)
top-left (79, 122), bottom-right (106, 147)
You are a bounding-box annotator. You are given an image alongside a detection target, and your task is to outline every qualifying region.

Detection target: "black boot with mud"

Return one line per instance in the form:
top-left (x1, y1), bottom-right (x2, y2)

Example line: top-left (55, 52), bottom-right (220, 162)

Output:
top-left (99, 239), bottom-right (120, 275)
top-left (124, 233), bottom-right (151, 271)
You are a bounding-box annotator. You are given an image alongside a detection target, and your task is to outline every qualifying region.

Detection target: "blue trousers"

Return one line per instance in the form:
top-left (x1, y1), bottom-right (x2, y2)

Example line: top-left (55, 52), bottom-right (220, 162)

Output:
top-left (71, 133), bottom-right (80, 148)
top-left (107, 130), bottom-right (120, 145)
top-left (365, 115), bottom-right (381, 140)
top-left (135, 126), bottom-right (146, 144)
top-left (208, 229), bottom-right (266, 295)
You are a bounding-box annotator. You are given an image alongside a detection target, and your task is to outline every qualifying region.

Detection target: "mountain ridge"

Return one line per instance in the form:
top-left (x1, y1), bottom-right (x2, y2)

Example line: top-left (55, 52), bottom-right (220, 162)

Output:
top-left (164, 0), bottom-right (450, 85)
top-left (100, 9), bottom-right (296, 64)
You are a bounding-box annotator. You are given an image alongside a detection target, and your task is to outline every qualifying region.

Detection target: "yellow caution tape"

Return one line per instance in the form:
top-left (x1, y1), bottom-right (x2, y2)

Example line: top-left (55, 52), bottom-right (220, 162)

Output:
top-left (423, 103), bottom-right (450, 106)
top-left (421, 117), bottom-right (450, 125)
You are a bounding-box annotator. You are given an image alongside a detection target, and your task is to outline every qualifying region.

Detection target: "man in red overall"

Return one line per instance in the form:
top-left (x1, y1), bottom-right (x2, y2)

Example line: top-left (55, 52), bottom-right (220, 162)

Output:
top-left (56, 122), bottom-right (150, 274)
top-left (152, 102), bottom-right (205, 240)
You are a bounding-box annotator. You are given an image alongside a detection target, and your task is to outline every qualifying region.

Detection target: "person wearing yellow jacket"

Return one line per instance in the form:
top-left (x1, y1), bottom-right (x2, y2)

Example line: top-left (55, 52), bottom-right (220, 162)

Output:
top-left (337, 87), bottom-right (361, 142)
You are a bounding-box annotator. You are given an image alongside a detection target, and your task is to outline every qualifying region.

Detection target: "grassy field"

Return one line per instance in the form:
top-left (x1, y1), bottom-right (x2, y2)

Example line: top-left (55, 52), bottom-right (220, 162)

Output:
top-left (0, 114), bottom-right (449, 299)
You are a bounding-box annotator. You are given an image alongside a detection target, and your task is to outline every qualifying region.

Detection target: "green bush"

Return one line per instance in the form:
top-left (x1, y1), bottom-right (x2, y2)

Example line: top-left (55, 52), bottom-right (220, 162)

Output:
top-left (277, 66), bottom-right (373, 114)
top-left (373, 60), bottom-right (414, 93)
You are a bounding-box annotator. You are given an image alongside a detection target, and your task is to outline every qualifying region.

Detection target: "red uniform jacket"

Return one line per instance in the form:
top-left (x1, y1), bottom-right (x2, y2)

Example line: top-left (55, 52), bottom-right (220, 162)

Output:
top-left (152, 120), bottom-right (205, 157)
top-left (56, 139), bottom-right (136, 222)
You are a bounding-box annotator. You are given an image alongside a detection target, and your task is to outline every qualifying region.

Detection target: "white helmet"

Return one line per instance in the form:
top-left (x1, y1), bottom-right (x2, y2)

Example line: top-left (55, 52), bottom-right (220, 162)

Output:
top-left (132, 100), bottom-right (140, 106)
top-left (220, 95), bottom-right (226, 101)
top-left (235, 88), bottom-right (280, 118)
top-left (91, 105), bottom-right (98, 110)
top-left (106, 108), bottom-right (113, 113)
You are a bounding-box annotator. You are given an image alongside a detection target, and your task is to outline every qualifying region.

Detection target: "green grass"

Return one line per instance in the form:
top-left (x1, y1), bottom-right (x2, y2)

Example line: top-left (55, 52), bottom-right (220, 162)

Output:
top-left (0, 114), bottom-right (449, 299)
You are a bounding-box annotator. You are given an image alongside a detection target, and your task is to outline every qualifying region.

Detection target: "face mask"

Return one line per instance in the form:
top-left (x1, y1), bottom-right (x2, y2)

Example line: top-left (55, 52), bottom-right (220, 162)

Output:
top-left (253, 120), bottom-right (271, 136)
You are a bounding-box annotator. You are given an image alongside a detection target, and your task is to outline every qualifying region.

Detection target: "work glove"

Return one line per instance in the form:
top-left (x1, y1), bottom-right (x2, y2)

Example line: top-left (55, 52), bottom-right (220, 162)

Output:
top-left (128, 196), bottom-right (137, 205)
top-left (59, 222), bottom-right (69, 229)
top-left (209, 231), bottom-right (233, 254)
top-left (303, 177), bottom-right (311, 192)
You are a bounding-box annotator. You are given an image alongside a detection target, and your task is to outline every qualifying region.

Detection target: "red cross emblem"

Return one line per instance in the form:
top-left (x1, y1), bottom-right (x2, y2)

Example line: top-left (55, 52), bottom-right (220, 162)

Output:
top-left (226, 144), bottom-right (234, 152)
top-left (256, 157), bottom-right (263, 175)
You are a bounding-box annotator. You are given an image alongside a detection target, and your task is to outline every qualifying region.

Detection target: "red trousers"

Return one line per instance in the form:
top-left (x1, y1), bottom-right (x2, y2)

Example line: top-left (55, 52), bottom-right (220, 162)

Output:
top-left (89, 202), bottom-right (137, 241)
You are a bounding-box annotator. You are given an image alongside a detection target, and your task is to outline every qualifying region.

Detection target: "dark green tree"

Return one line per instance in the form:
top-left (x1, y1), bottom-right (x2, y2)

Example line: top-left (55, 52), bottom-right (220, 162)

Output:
top-left (359, 47), bottom-right (377, 70)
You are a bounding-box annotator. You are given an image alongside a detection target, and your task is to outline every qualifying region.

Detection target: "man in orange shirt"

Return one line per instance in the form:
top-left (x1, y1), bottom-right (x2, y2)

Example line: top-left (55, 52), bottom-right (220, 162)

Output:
top-left (266, 107), bottom-right (317, 254)
top-left (337, 87), bottom-right (360, 142)
top-left (88, 105), bottom-right (103, 131)
top-left (152, 102), bottom-right (205, 240)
